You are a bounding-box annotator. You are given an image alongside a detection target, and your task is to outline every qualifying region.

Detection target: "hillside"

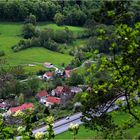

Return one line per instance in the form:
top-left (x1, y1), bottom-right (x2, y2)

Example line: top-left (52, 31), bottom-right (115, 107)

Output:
top-left (0, 0), bottom-right (140, 140)
top-left (0, 22), bottom-right (87, 72)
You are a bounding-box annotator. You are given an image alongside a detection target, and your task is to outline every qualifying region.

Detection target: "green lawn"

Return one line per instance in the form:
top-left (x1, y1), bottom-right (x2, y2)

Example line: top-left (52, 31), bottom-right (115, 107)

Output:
top-left (0, 22), bottom-right (80, 73)
top-left (54, 111), bottom-right (140, 139)
top-left (54, 125), bottom-right (96, 140)
top-left (6, 47), bottom-right (73, 67)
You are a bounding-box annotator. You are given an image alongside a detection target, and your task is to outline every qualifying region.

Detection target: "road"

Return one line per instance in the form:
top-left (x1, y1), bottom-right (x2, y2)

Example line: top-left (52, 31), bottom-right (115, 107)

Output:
top-left (33, 113), bottom-right (82, 135)
top-left (16, 95), bottom-right (132, 140)
top-left (32, 104), bottom-right (120, 135)
top-left (16, 113), bottom-right (82, 140)
top-left (33, 97), bottom-right (125, 135)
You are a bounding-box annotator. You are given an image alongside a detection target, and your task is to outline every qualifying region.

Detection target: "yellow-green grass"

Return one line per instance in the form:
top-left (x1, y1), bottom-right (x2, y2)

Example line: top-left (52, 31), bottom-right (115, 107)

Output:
top-left (0, 22), bottom-right (21, 53)
top-left (0, 22), bottom-right (77, 72)
top-left (6, 47), bottom-right (73, 66)
top-left (23, 65), bottom-right (49, 74)
top-left (54, 125), bottom-right (96, 140)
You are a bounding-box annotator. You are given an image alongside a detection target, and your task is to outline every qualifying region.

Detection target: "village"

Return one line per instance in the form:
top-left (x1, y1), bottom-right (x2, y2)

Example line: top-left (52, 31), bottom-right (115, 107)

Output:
top-left (0, 61), bottom-right (90, 124)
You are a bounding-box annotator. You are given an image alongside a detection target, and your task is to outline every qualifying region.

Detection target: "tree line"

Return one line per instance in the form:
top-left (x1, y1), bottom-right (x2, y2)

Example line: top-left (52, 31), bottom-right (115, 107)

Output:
top-left (0, 0), bottom-right (140, 27)
top-left (0, 0), bottom-right (101, 26)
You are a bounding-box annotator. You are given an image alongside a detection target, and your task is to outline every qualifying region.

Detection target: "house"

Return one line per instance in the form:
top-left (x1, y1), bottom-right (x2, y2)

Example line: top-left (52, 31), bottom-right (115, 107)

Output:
top-left (44, 62), bottom-right (54, 68)
top-left (46, 96), bottom-right (61, 107)
top-left (70, 87), bottom-right (83, 94)
top-left (36, 90), bottom-right (48, 102)
top-left (63, 66), bottom-right (73, 78)
top-left (86, 86), bottom-right (92, 93)
top-left (5, 99), bottom-right (18, 108)
top-left (64, 69), bottom-right (72, 78)
top-left (0, 102), bottom-right (7, 110)
top-left (43, 72), bottom-right (54, 81)
top-left (8, 103), bottom-right (34, 114)
top-left (51, 86), bottom-right (74, 104)
top-left (55, 69), bottom-right (63, 77)
top-left (51, 86), bottom-right (71, 97)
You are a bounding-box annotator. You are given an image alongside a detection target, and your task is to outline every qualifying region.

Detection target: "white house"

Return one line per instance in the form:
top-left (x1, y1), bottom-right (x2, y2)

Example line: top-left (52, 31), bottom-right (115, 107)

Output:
top-left (44, 62), bottom-right (54, 68)
top-left (43, 72), bottom-right (54, 81)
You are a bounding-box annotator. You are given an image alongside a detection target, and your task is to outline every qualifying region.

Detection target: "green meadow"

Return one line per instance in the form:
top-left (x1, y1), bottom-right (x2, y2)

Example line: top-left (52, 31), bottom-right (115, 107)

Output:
top-left (0, 22), bottom-right (87, 73)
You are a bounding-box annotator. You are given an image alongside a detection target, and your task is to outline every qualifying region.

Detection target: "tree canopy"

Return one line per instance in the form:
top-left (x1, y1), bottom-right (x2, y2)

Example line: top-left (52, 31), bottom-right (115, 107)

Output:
top-left (81, 22), bottom-right (140, 138)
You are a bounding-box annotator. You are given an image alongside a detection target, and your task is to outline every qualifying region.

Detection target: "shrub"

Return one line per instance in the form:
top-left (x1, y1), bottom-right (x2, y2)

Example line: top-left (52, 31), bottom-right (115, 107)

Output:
top-left (54, 12), bottom-right (65, 25)
top-left (22, 23), bottom-right (36, 39)
top-left (12, 39), bottom-right (31, 52)
top-left (43, 39), bottom-right (58, 51)
top-left (30, 37), bottom-right (41, 47)
top-left (53, 27), bottom-right (73, 43)
top-left (24, 14), bottom-right (37, 25)
top-left (39, 28), bottom-right (54, 46)
top-left (0, 50), bottom-right (5, 57)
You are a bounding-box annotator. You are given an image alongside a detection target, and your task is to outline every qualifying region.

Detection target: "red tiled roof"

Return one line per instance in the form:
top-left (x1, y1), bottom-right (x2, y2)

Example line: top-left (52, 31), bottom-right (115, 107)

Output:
top-left (9, 103), bottom-right (34, 113)
top-left (37, 90), bottom-right (48, 98)
top-left (9, 106), bottom-right (21, 113)
top-left (44, 72), bottom-right (54, 77)
top-left (54, 86), bottom-right (70, 95)
top-left (65, 70), bottom-right (72, 78)
top-left (46, 96), bottom-right (61, 104)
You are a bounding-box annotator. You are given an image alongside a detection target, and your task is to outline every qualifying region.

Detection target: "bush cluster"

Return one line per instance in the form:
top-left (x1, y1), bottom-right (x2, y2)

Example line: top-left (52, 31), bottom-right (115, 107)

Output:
top-left (12, 27), bottom-right (73, 52)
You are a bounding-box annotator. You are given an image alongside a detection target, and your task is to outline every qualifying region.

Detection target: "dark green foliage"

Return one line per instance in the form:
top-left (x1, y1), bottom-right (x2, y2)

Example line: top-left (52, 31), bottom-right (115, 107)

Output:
top-left (0, 61), bottom-right (25, 99)
top-left (12, 39), bottom-right (31, 52)
top-left (0, 0), bottom-right (140, 27)
top-left (67, 72), bottom-right (84, 86)
top-left (30, 37), bottom-right (41, 47)
top-left (81, 23), bottom-right (140, 138)
top-left (0, 115), bottom-right (14, 139)
top-left (24, 14), bottom-right (37, 25)
top-left (22, 23), bottom-right (36, 39)
top-left (0, 50), bottom-right (5, 57)
top-left (54, 12), bottom-right (65, 25)
top-left (0, 0), bottom-right (104, 26)
top-left (0, 0), bottom-right (60, 22)
top-left (87, 24), bottom-right (115, 54)
top-left (44, 107), bottom-right (50, 115)
top-left (63, 7), bottom-right (87, 26)
top-left (53, 27), bottom-right (73, 43)
top-left (39, 28), bottom-right (54, 45)
top-left (43, 39), bottom-right (58, 51)
top-left (70, 48), bottom-right (90, 67)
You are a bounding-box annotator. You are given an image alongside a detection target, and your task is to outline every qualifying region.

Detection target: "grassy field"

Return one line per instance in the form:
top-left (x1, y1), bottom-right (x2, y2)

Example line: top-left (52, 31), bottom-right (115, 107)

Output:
top-left (39, 23), bottom-right (86, 37)
top-left (54, 125), bottom-right (96, 140)
top-left (54, 111), bottom-right (140, 139)
top-left (0, 22), bottom-right (86, 73)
